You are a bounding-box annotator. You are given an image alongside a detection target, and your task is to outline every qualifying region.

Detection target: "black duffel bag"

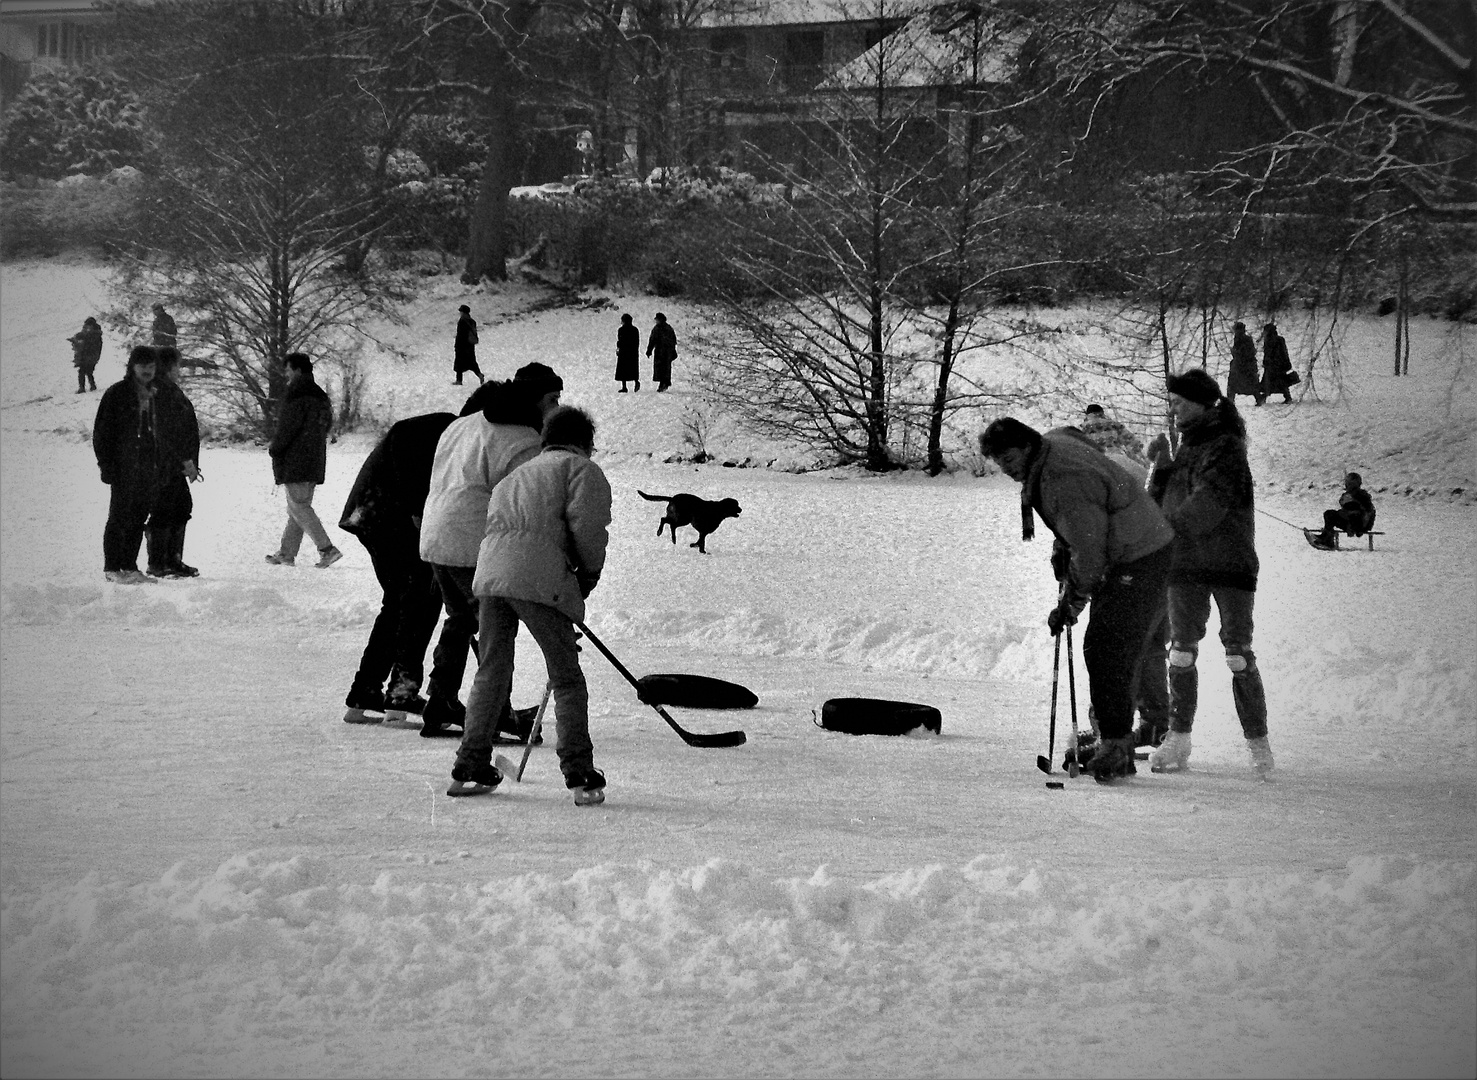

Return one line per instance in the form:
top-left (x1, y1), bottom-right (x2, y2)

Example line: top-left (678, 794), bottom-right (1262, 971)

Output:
top-left (815, 697), bottom-right (942, 736)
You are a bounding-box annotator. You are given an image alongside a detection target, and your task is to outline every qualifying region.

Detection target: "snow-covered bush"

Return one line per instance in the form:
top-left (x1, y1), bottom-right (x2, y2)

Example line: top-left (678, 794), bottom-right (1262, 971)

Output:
top-left (0, 68), bottom-right (150, 180)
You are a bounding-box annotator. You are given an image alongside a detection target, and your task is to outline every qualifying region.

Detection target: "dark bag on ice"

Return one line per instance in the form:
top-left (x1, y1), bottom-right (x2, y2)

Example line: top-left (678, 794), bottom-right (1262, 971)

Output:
top-left (636, 673), bottom-right (758, 710)
top-left (815, 697), bottom-right (942, 736)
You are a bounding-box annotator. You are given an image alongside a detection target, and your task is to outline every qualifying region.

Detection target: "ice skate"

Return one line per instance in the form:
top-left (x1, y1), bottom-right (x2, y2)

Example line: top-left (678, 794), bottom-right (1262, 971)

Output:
top-left (565, 767), bottom-right (606, 806)
top-left (1148, 730), bottom-right (1192, 772)
top-left (447, 759), bottom-right (502, 797)
top-left (1089, 736), bottom-right (1136, 783)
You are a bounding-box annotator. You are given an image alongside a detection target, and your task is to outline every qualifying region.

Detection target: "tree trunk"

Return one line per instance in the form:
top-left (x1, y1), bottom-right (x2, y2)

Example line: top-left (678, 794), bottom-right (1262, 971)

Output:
top-left (463, 89), bottom-right (517, 284)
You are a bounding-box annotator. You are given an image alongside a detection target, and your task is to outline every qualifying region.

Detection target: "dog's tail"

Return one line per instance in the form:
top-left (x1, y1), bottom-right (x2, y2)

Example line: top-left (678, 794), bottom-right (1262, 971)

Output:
top-left (637, 490), bottom-right (672, 503)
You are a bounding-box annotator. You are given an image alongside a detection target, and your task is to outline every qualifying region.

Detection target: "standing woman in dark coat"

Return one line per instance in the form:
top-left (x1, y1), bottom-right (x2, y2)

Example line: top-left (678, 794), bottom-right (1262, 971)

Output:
top-left (645, 311), bottom-right (676, 392)
top-left (70, 316), bottom-right (103, 393)
top-left (145, 347), bottom-right (201, 577)
top-left (453, 304), bottom-right (483, 386)
top-left (1226, 321), bottom-right (1264, 406)
top-left (266, 353), bottom-right (342, 568)
top-left (1146, 368), bottom-right (1274, 778)
top-left (615, 313), bottom-right (640, 392)
top-left (1259, 323), bottom-right (1295, 403)
top-left (93, 346), bottom-right (162, 583)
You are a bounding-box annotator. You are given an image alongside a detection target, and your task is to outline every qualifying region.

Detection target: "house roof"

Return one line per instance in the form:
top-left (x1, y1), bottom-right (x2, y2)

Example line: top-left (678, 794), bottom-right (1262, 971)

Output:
top-left (821, 6), bottom-right (1023, 88)
top-left (692, 0), bottom-right (936, 29)
top-left (0, 0), bottom-right (106, 17)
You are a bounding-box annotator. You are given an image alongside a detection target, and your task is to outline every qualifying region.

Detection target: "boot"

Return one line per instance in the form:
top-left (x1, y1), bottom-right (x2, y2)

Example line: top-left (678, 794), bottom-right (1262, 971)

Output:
top-left (447, 752), bottom-right (502, 797)
top-left (419, 694), bottom-right (466, 738)
top-left (169, 524), bottom-right (199, 577)
top-left (1089, 736), bottom-right (1136, 783)
top-left (1132, 721), bottom-right (1168, 747)
top-left (1149, 730), bottom-right (1192, 772)
top-left (145, 528), bottom-right (176, 577)
top-left (1247, 735), bottom-right (1275, 777)
top-left (384, 673), bottom-right (427, 721)
top-left (343, 685), bottom-right (386, 724)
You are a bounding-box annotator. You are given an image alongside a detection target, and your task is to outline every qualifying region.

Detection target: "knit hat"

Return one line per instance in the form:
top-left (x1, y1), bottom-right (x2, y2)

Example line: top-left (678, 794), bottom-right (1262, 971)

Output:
top-left (1166, 368), bottom-right (1222, 406)
top-left (513, 362), bottom-right (563, 395)
top-left (458, 304), bottom-right (471, 313)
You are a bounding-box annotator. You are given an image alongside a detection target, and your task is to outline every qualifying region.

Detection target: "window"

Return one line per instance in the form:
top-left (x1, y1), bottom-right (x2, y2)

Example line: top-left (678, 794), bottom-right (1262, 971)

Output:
top-left (783, 30), bottom-right (824, 69)
top-left (710, 31), bottom-right (747, 71)
top-left (36, 23), bottom-right (96, 62)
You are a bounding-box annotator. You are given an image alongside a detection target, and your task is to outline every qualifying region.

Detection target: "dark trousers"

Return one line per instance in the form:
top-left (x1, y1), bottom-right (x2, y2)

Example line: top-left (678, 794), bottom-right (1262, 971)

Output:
top-left (1080, 546), bottom-right (1171, 741)
top-left (1323, 508), bottom-right (1365, 536)
top-left (103, 474), bottom-right (159, 572)
top-left (428, 564), bottom-right (480, 702)
top-left (149, 474), bottom-right (193, 529)
top-left (77, 366), bottom-right (97, 392)
top-left (1166, 581), bottom-right (1268, 739)
top-left (349, 530), bottom-right (442, 696)
top-left (1137, 609), bottom-right (1170, 728)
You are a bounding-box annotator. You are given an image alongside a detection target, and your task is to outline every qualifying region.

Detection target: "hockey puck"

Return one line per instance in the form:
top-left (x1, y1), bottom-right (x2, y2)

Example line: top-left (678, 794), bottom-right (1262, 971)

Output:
top-left (1045, 781), bottom-right (1065, 789)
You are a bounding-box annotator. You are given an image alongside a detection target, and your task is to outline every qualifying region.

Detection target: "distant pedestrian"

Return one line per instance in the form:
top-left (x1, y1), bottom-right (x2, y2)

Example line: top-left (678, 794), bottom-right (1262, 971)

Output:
top-left (1078, 403), bottom-right (1146, 477)
top-left (615, 313), bottom-right (640, 392)
top-left (646, 312), bottom-right (676, 392)
top-left (453, 304), bottom-right (483, 386)
top-left (93, 346), bottom-right (162, 585)
top-left (1260, 323), bottom-right (1295, 404)
top-left (1146, 367), bottom-right (1275, 778)
top-left (265, 353), bottom-right (343, 569)
top-left (979, 417), bottom-right (1174, 782)
top-left (447, 405), bottom-right (612, 804)
top-left (69, 316), bottom-right (102, 393)
top-left (151, 304), bottom-right (177, 350)
top-left (337, 411), bottom-right (458, 723)
top-left (1227, 321), bottom-right (1264, 406)
top-left (145, 347), bottom-right (201, 578)
top-left (1310, 471), bottom-right (1377, 550)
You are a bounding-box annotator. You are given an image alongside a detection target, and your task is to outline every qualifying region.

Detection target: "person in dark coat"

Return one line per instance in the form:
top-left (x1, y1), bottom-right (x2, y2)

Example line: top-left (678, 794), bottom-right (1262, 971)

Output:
top-left (1146, 367), bottom-right (1275, 777)
top-left (145, 347), bottom-right (201, 578)
top-left (1311, 471), bottom-right (1377, 550)
top-left (979, 417), bottom-right (1175, 782)
top-left (615, 313), bottom-right (640, 392)
top-left (266, 353), bottom-right (342, 568)
top-left (645, 312), bottom-right (676, 392)
top-left (337, 411), bottom-right (458, 722)
top-left (93, 346), bottom-right (163, 584)
top-left (70, 317), bottom-right (103, 393)
top-left (453, 304), bottom-right (483, 386)
top-left (1260, 323), bottom-right (1295, 404)
top-left (151, 304), bottom-right (177, 350)
top-left (1226, 322), bottom-right (1264, 406)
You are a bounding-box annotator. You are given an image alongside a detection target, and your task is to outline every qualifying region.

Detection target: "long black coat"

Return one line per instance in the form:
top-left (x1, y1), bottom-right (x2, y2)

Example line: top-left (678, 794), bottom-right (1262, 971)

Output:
top-left (70, 324), bottom-right (103, 372)
top-left (269, 378), bottom-right (333, 485)
top-left (1227, 330), bottom-right (1260, 396)
top-left (454, 314), bottom-right (479, 374)
top-left (615, 323), bottom-right (640, 381)
top-left (154, 378), bottom-right (200, 477)
top-left (339, 412), bottom-right (457, 541)
top-left (646, 320), bottom-right (676, 383)
top-left (93, 377), bottom-right (159, 487)
top-left (1260, 331), bottom-right (1294, 394)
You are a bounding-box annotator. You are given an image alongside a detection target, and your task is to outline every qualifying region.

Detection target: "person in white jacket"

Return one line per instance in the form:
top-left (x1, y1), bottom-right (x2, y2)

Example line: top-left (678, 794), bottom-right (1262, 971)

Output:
top-left (448, 406), bottom-right (612, 804)
top-left (417, 364), bottom-right (563, 736)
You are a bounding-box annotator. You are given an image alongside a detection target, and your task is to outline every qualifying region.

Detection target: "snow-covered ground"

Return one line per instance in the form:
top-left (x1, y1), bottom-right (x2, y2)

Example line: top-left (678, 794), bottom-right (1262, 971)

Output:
top-left (1, 257), bottom-right (1473, 1079)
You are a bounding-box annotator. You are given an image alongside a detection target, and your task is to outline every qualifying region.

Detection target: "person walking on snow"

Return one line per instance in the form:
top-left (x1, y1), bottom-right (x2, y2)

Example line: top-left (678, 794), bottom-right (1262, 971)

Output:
top-left (615, 313), bottom-right (640, 392)
top-left (265, 353), bottom-right (342, 569)
top-left (145, 347), bottom-right (201, 578)
top-left (70, 316), bottom-right (103, 393)
top-left (453, 304), bottom-right (484, 386)
top-left (337, 411), bottom-right (458, 723)
top-left (646, 312), bottom-right (676, 392)
top-left (1226, 321), bottom-right (1264, 406)
top-left (1310, 471), bottom-right (1377, 550)
top-left (93, 346), bottom-right (163, 584)
top-left (418, 365), bottom-right (564, 738)
top-left (448, 406), bottom-right (612, 805)
top-left (1260, 323), bottom-right (1295, 404)
top-left (1146, 367), bottom-right (1275, 777)
top-left (980, 417), bottom-right (1175, 782)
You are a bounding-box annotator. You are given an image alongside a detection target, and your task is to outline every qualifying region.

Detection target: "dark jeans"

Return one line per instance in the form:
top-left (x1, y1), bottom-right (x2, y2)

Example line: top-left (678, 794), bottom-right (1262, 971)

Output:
top-left (349, 530), bottom-right (442, 696)
top-left (148, 474), bottom-right (193, 530)
top-left (428, 564), bottom-right (480, 703)
top-left (1166, 581), bottom-right (1268, 739)
top-left (103, 474), bottom-right (159, 572)
top-left (78, 366), bottom-right (97, 392)
top-left (1080, 546), bottom-right (1171, 741)
top-left (1137, 609), bottom-right (1169, 728)
top-left (1324, 508), bottom-right (1365, 536)
top-left (457, 595), bottom-right (593, 781)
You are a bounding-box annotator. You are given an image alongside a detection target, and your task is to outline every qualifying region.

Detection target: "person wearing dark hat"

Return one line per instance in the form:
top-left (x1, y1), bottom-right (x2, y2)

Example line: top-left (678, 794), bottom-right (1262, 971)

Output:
top-left (453, 304), bottom-right (483, 386)
top-left (93, 346), bottom-right (163, 584)
top-left (1259, 323), bottom-right (1295, 404)
top-left (979, 416), bottom-right (1174, 782)
top-left (69, 316), bottom-right (103, 393)
top-left (615, 313), bottom-right (640, 392)
top-left (1227, 321), bottom-right (1264, 406)
top-left (151, 304), bottom-right (177, 351)
top-left (1311, 471), bottom-right (1376, 550)
top-left (1147, 367), bottom-right (1275, 777)
top-left (145, 347), bottom-right (202, 578)
top-left (265, 353), bottom-right (342, 569)
top-left (645, 312), bottom-right (676, 392)
top-left (415, 363), bottom-right (564, 735)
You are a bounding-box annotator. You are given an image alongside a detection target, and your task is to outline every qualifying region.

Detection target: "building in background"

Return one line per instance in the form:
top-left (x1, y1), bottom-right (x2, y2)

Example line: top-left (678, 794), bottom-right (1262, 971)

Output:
top-left (0, 0), bottom-right (108, 111)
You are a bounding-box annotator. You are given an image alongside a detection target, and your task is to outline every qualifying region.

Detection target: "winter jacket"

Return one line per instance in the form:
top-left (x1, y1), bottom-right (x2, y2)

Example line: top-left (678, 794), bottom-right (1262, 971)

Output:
top-left (70, 324), bottom-right (102, 372)
top-left (646, 320), bottom-right (676, 382)
top-left (1024, 428), bottom-right (1174, 601)
top-left (269, 377), bottom-right (333, 485)
top-left (153, 377), bottom-right (200, 479)
top-left (340, 412), bottom-right (457, 542)
top-left (454, 314), bottom-right (479, 373)
top-left (93, 376), bottom-right (159, 486)
top-left (1227, 330), bottom-right (1260, 396)
top-left (1149, 406), bottom-right (1259, 591)
top-left (472, 445), bottom-right (612, 623)
top-left (1336, 487), bottom-right (1377, 536)
top-left (615, 322), bottom-right (640, 382)
top-left (151, 311), bottom-right (177, 349)
top-left (1261, 331), bottom-right (1294, 394)
top-left (419, 395), bottom-right (542, 568)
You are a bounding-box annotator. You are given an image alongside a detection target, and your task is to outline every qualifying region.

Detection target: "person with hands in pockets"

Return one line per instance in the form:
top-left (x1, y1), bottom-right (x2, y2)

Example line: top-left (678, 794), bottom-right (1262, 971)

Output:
top-left (980, 417), bottom-right (1174, 782)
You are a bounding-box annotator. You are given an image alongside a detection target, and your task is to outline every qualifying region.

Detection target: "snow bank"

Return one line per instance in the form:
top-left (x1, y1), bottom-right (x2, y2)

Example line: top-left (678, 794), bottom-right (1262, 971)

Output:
top-left (3, 852), bottom-right (1472, 1078)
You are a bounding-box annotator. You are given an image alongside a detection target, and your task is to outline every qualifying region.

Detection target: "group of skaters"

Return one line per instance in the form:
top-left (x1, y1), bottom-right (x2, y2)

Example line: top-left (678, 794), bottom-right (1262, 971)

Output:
top-left (449, 305), bottom-right (677, 395)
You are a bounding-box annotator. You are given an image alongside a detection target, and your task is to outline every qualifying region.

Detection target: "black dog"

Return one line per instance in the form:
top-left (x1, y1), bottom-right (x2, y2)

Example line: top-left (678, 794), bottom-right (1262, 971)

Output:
top-left (638, 490), bottom-right (742, 554)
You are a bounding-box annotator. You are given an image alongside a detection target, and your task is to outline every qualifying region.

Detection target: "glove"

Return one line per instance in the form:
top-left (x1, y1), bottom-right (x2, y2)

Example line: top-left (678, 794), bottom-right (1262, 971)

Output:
top-left (1050, 541), bottom-right (1071, 582)
top-left (1047, 583), bottom-right (1087, 637)
top-left (1146, 433), bottom-right (1173, 468)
